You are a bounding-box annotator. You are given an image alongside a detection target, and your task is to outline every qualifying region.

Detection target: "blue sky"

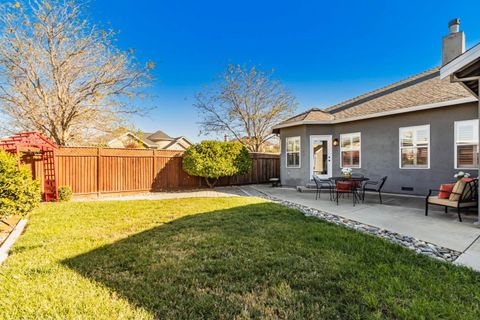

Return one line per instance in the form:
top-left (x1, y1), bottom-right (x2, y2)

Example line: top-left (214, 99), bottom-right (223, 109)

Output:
top-left (88, 0), bottom-right (480, 141)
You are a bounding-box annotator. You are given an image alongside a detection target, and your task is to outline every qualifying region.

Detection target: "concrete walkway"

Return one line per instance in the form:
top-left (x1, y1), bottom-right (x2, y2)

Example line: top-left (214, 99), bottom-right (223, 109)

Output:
top-left (248, 184), bottom-right (480, 271)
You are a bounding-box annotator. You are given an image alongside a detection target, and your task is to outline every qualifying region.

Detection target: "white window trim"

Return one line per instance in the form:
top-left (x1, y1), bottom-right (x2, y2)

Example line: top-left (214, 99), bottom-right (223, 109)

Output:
top-left (286, 136), bottom-right (301, 168)
top-left (454, 119), bottom-right (479, 170)
top-left (399, 124), bottom-right (430, 169)
top-left (340, 132), bottom-right (361, 169)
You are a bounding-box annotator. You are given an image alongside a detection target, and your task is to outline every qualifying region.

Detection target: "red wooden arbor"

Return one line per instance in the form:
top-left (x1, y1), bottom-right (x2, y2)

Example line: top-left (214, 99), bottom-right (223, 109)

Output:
top-left (0, 132), bottom-right (58, 201)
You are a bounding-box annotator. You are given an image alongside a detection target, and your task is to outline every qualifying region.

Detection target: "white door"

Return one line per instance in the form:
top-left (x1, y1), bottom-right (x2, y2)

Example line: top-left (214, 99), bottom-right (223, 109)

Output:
top-left (310, 135), bottom-right (332, 179)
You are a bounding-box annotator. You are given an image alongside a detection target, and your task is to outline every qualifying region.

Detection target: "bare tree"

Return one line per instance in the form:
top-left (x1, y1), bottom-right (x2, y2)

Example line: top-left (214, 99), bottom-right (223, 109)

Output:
top-left (0, 0), bottom-right (153, 145)
top-left (195, 64), bottom-right (297, 152)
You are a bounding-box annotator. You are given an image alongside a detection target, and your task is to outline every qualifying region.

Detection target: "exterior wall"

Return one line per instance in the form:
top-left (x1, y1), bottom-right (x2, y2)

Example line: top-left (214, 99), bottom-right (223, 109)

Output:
top-left (154, 140), bottom-right (171, 149)
top-left (279, 102), bottom-right (479, 195)
top-left (279, 126), bottom-right (308, 187)
top-left (107, 139), bottom-right (124, 148)
top-left (164, 142), bottom-right (188, 151)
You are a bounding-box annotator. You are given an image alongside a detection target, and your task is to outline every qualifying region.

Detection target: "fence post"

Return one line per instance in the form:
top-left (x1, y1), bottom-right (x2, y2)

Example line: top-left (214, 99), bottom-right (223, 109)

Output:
top-left (152, 150), bottom-right (157, 191)
top-left (97, 148), bottom-right (101, 196)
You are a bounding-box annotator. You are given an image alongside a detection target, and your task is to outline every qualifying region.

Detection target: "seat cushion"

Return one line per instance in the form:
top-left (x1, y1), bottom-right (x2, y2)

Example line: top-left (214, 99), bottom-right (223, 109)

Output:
top-left (336, 181), bottom-right (352, 192)
top-left (438, 183), bottom-right (455, 199)
top-left (449, 180), bottom-right (467, 201)
top-left (428, 196), bottom-right (477, 208)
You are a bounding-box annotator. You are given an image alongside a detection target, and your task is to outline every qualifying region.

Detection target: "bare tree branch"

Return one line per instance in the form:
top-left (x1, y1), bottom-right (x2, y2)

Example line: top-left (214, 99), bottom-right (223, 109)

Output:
top-left (195, 64), bottom-right (297, 152)
top-left (0, 0), bottom-right (154, 145)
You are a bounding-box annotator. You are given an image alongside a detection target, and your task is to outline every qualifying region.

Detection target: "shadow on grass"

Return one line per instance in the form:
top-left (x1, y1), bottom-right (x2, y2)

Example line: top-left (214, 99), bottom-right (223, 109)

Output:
top-left (62, 202), bottom-right (480, 319)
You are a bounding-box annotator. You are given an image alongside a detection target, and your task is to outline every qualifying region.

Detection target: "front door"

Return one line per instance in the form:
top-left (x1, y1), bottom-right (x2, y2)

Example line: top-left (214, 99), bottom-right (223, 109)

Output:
top-left (310, 135), bottom-right (332, 179)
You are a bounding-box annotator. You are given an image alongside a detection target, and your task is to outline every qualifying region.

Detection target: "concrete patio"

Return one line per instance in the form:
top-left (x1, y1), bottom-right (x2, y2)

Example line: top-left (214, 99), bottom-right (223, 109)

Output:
top-left (247, 184), bottom-right (480, 271)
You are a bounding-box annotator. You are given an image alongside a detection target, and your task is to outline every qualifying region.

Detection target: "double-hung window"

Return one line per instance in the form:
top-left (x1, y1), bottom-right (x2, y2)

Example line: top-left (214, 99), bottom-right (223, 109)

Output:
top-left (399, 125), bottom-right (430, 169)
top-left (340, 132), bottom-right (361, 168)
top-left (286, 136), bottom-right (301, 168)
top-left (455, 120), bottom-right (479, 169)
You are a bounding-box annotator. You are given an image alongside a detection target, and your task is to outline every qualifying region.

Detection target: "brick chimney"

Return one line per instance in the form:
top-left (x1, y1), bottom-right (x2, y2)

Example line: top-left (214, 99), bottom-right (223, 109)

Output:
top-left (442, 18), bottom-right (465, 66)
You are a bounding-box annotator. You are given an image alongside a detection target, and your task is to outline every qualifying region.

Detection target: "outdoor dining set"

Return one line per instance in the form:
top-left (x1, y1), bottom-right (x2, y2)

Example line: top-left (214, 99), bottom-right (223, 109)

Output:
top-left (312, 174), bottom-right (388, 206)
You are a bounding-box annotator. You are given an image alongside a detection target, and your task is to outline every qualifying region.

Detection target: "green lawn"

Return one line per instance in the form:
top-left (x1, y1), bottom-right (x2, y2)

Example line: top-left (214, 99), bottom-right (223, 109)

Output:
top-left (0, 197), bottom-right (479, 319)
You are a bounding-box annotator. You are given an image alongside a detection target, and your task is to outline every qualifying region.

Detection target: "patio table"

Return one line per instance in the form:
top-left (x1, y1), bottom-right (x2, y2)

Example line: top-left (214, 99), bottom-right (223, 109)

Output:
top-left (329, 176), bottom-right (369, 183)
top-left (329, 176), bottom-right (369, 203)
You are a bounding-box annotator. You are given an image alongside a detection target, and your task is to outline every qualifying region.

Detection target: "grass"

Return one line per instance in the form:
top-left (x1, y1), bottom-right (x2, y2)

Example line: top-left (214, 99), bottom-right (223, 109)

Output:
top-left (0, 197), bottom-right (479, 319)
top-left (0, 215), bottom-right (22, 244)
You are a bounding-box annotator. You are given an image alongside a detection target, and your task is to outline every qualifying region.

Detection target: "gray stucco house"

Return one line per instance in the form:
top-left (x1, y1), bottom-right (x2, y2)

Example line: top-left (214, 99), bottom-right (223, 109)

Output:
top-left (273, 19), bottom-right (479, 196)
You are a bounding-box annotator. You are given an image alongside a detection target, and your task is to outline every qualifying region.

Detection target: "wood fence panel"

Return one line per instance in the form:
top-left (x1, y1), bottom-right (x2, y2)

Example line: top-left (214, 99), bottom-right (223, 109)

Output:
top-left (24, 147), bottom-right (279, 195)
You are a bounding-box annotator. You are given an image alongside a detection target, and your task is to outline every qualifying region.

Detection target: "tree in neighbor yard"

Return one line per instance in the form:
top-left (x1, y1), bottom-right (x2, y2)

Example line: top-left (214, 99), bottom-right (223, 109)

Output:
top-left (195, 64), bottom-right (297, 152)
top-left (182, 141), bottom-right (252, 188)
top-left (0, 1), bottom-right (153, 146)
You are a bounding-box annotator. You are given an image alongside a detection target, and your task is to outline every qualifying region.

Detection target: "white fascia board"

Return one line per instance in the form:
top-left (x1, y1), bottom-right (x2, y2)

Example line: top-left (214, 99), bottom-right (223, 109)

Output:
top-left (440, 44), bottom-right (480, 79)
top-left (272, 97), bottom-right (478, 131)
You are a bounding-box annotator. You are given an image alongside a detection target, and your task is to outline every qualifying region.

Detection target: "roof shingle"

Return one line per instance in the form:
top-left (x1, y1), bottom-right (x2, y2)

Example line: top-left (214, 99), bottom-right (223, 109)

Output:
top-left (275, 67), bottom-right (472, 127)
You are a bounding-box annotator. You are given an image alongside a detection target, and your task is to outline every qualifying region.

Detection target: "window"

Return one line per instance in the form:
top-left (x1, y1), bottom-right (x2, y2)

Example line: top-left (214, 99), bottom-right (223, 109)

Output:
top-left (455, 120), bottom-right (479, 169)
top-left (399, 125), bottom-right (430, 169)
top-left (340, 132), bottom-right (361, 168)
top-left (286, 136), bottom-right (301, 168)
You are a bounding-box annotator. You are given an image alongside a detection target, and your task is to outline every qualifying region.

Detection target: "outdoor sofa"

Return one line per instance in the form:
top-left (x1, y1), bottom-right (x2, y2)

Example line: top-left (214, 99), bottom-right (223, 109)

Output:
top-left (425, 178), bottom-right (478, 222)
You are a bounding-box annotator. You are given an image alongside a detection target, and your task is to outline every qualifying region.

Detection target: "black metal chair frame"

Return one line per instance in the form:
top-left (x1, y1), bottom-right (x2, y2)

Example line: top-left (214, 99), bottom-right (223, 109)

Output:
top-left (425, 179), bottom-right (478, 222)
top-left (362, 176), bottom-right (388, 204)
top-left (312, 175), bottom-right (334, 201)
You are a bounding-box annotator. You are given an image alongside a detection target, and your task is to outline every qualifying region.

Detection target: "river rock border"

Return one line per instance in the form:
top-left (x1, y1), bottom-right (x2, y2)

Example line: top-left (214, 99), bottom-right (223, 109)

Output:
top-left (243, 187), bottom-right (461, 263)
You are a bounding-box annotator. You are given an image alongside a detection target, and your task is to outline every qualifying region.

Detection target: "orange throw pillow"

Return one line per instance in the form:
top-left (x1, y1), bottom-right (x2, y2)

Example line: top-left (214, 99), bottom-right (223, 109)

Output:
top-left (438, 183), bottom-right (455, 199)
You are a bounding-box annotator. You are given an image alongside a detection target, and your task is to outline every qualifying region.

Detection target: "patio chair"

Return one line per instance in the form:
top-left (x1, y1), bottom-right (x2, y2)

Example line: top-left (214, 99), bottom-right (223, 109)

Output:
top-left (425, 178), bottom-right (478, 222)
top-left (351, 173), bottom-right (364, 189)
top-left (335, 181), bottom-right (358, 206)
top-left (312, 175), bottom-right (334, 200)
top-left (362, 176), bottom-right (387, 204)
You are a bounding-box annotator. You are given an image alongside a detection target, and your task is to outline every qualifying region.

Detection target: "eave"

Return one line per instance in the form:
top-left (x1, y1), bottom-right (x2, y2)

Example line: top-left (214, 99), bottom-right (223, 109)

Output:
top-left (272, 97), bottom-right (477, 133)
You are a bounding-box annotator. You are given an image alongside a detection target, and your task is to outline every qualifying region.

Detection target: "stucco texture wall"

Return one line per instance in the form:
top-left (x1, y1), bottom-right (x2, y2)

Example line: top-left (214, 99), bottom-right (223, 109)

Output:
top-left (279, 102), bottom-right (478, 195)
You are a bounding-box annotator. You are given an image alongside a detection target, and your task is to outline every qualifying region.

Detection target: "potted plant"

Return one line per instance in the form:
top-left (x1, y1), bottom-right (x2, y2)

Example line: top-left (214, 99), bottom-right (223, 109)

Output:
top-left (454, 171), bottom-right (471, 181)
top-left (341, 167), bottom-right (353, 178)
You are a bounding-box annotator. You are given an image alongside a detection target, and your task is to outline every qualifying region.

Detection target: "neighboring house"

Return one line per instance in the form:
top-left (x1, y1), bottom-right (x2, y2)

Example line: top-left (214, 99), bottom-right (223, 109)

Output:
top-left (273, 19), bottom-right (479, 195)
top-left (231, 136), bottom-right (280, 153)
top-left (107, 130), bottom-right (193, 151)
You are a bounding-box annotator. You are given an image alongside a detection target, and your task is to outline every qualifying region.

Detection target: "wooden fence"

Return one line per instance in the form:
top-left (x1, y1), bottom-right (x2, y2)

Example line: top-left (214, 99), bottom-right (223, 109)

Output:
top-left (23, 147), bottom-right (280, 196)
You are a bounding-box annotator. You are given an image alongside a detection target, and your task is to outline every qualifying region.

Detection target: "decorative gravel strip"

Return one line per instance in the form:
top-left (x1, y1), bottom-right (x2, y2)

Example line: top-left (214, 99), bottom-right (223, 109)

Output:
top-left (243, 186), bottom-right (461, 263)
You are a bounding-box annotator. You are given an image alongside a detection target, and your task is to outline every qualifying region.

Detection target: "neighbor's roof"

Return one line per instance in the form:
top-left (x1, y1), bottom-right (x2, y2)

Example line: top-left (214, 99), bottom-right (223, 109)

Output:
top-left (146, 130), bottom-right (173, 141)
top-left (273, 67), bottom-right (475, 132)
top-left (108, 131), bottom-right (193, 149)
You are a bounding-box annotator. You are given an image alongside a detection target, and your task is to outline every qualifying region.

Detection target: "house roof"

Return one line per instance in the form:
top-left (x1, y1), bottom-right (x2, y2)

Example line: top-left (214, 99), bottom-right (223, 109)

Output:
top-left (440, 43), bottom-right (480, 97)
top-left (273, 67), bottom-right (474, 132)
top-left (145, 130), bottom-right (173, 141)
top-left (281, 108), bottom-right (334, 123)
top-left (107, 130), bottom-right (193, 150)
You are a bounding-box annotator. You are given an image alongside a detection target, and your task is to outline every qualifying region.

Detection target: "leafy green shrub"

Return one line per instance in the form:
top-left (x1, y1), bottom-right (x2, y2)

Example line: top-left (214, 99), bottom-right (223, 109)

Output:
top-left (182, 141), bottom-right (252, 188)
top-left (58, 186), bottom-right (73, 202)
top-left (0, 150), bottom-right (40, 220)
